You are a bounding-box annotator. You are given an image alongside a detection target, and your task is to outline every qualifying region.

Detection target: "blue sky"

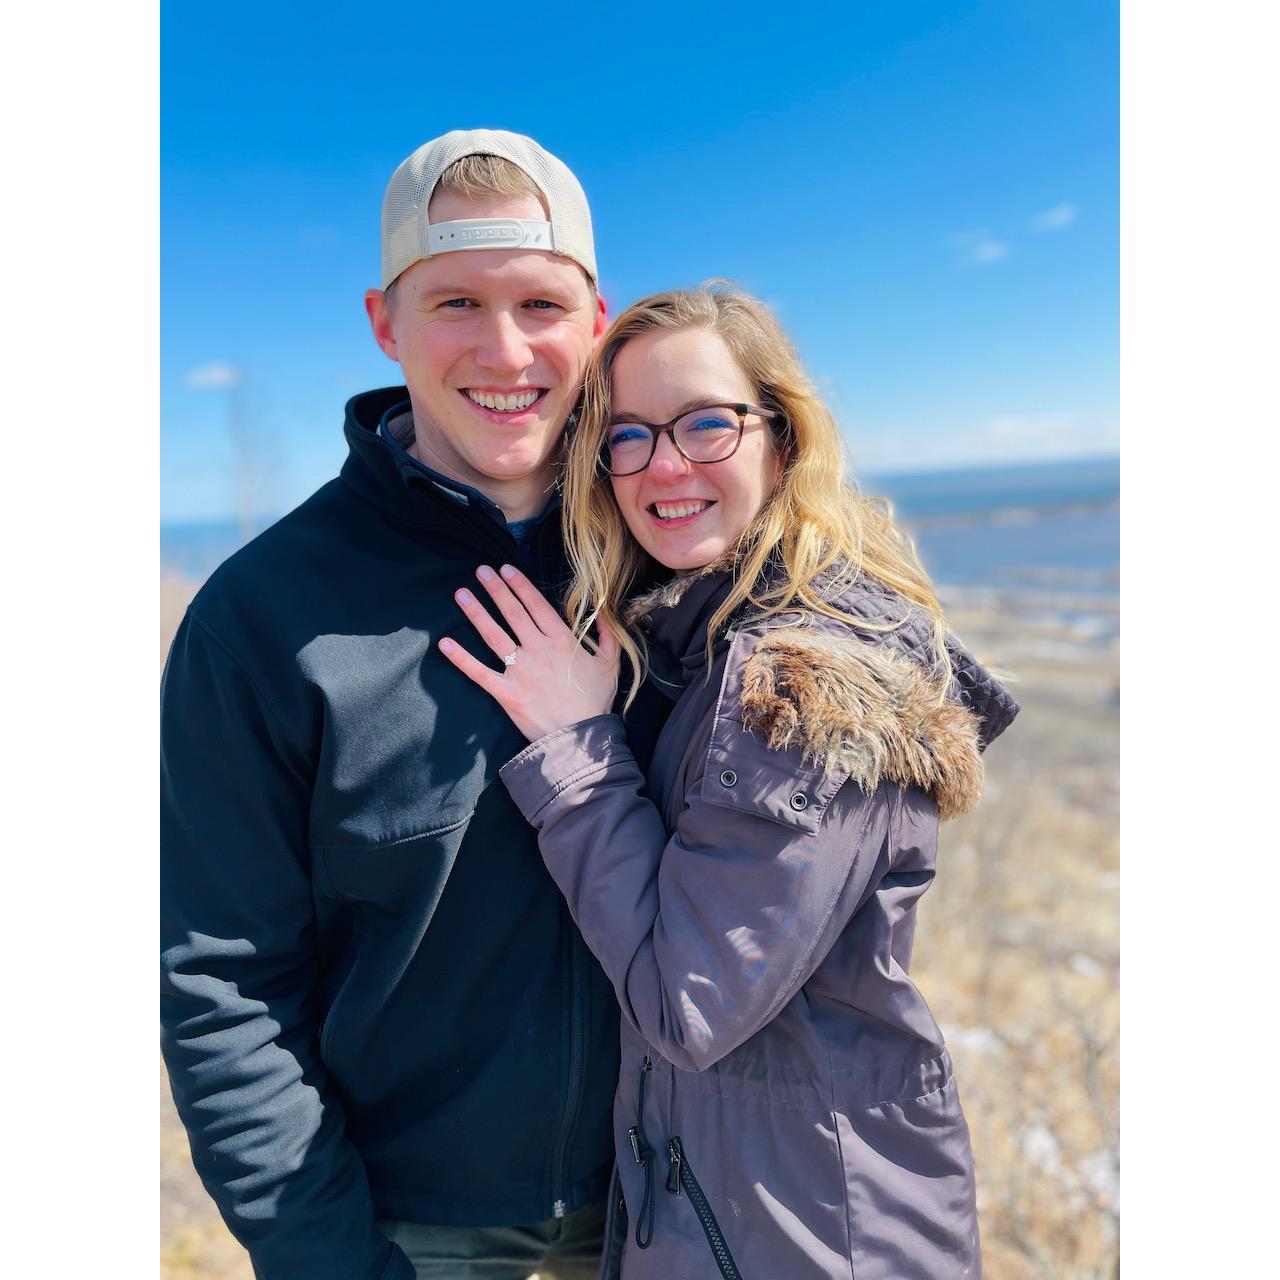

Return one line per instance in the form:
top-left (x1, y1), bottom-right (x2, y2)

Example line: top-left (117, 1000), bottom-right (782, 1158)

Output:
top-left (161, 0), bottom-right (1118, 523)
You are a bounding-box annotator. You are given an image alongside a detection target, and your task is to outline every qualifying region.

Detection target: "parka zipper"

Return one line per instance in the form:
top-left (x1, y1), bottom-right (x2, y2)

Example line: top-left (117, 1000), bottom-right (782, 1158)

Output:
top-left (625, 1055), bottom-right (656, 1248)
top-left (666, 1136), bottom-right (743, 1280)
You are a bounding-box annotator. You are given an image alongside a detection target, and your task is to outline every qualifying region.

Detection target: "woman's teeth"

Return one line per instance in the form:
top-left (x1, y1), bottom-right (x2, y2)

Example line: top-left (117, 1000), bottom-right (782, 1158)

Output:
top-left (652, 500), bottom-right (712, 521)
top-left (466, 389), bottom-right (540, 411)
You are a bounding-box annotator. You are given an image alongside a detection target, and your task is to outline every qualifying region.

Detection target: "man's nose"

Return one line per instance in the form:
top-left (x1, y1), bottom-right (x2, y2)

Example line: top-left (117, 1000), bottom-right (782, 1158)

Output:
top-left (646, 431), bottom-right (693, 482)
top-left (475, 310), bottom-right (534, 373)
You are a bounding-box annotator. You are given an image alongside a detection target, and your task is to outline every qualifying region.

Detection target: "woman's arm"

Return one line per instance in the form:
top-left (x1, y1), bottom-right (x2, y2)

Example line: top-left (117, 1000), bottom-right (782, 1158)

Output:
top-left (498, 699), bottom-right (900, 1073)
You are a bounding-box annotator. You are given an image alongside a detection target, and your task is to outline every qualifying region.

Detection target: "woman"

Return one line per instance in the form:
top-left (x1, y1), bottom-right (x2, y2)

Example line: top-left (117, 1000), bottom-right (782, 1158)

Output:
top-left (439, 286), bottom-right (1017, 1279)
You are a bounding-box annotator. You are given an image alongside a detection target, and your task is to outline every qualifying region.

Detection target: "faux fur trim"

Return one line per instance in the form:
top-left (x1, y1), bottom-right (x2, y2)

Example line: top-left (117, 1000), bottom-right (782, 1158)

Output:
top-left (739, 627), bottom-right (985, 820)
top-left (624, 572), bottom-right (702, 625)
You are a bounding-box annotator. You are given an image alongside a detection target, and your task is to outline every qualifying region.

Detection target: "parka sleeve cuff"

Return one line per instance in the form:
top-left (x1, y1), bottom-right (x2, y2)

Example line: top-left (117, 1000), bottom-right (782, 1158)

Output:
top-left (500, 713), bottom-right (633, 823)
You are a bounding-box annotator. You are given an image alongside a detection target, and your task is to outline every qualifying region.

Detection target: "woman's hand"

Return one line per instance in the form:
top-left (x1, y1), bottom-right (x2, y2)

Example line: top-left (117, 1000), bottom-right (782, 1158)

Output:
top-left (439, 563), bottom-right (621, 743)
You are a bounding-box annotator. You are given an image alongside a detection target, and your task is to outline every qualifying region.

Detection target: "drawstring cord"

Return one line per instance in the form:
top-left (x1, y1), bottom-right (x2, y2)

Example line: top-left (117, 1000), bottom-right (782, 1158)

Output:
top-left (623, 1055), bottom-right (739, 1276)
top-left (626, 1056), bottom-right (656, 1248)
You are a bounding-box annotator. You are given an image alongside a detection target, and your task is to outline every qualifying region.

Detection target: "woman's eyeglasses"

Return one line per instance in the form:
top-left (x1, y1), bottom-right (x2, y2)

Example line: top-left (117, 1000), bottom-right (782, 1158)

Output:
top-left (601, 402), bottom-right (779, 477)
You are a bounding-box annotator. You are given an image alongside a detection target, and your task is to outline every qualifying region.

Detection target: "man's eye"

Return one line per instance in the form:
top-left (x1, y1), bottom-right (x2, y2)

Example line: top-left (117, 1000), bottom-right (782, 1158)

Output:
top-left (441, 298), bottom-right (475, 309)
top-left (526, 299), bottom-right (560, 311)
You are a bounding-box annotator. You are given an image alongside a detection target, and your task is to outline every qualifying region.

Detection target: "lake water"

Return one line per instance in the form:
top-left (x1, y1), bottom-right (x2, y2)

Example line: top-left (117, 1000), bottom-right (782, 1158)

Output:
top-left (871, 456), bottom-right (1119, 597)
top-left (162, 454), bottom-right (1120, 600)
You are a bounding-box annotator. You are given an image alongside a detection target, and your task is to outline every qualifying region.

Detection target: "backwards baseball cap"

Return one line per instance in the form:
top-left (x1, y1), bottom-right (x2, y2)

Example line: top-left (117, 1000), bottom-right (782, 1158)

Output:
top-left (379, 128), bottom-right (597, 290)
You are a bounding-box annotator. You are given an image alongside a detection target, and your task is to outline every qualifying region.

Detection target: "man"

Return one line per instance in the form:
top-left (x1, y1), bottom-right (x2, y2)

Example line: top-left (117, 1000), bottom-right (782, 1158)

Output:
top-left (162, 129), bottom-right (657, 1280)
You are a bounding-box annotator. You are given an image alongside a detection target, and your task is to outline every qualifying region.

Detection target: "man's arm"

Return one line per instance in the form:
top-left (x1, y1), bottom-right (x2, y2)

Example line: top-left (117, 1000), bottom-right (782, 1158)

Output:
top-left (161, 609), bottom-right (413, 1280)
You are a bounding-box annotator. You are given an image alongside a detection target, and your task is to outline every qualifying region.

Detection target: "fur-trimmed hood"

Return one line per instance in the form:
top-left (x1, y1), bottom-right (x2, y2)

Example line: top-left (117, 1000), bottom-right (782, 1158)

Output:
top-left (739, 625), bottom-right (987, 820)
top-left (631, 566), bottom-right (1018, 820)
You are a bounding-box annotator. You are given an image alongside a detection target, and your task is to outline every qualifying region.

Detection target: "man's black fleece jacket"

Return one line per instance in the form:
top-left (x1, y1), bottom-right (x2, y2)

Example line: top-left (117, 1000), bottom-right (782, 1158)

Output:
top-left (161, 387), bottom-right (664, 1279)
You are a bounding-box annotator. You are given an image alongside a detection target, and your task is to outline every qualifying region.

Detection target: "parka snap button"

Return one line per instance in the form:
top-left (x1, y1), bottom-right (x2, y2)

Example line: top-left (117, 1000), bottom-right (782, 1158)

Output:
top-left (720, 770), bottom-right (737, 788)
top-left (789, 792), bottom-right (809, 811)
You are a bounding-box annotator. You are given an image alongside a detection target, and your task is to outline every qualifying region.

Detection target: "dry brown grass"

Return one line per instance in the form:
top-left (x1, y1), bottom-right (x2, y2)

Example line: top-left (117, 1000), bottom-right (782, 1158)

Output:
top-left (159, 579), bottom-right (1119, 1279)
top-left (914, 595), bottom-right (1119, 1279)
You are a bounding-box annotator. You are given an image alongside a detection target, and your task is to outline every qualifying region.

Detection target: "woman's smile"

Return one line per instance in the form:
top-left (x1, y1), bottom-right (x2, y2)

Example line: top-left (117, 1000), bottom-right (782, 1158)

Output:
top-left (646, 497), bottom-right (717, 526)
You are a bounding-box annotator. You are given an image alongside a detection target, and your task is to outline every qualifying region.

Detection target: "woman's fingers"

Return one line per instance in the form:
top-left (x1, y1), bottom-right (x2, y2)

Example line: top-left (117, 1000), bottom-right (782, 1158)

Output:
top-left (438, 636), bottom-right (506, 698)
top-left (453, 587), bottom-right (519, 662)
top-left (474, 565), bottom-right (543, 643)
top-left (494, 564), bottom-right (569, 635)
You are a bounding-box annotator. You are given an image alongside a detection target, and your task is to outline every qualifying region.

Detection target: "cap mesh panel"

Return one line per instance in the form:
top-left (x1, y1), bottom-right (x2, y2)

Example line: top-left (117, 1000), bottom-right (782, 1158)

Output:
top-left (379, 129), bottom-right (596, 287)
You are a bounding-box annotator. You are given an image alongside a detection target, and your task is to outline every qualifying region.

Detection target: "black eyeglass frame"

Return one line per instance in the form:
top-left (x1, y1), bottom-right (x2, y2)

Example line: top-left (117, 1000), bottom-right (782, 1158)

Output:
top-left (600, 402), bottom-right (781, 477)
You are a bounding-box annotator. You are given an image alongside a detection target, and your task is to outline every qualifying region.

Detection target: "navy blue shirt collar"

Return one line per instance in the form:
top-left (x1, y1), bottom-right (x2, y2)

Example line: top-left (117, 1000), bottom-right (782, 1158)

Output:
top-left (377, 400), bottom-right (561, 545)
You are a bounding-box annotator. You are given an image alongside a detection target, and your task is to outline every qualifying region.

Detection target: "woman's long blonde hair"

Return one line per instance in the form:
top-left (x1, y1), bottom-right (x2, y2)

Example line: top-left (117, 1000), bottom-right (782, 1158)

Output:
top-left (562, 283), bottom-right (949, 709)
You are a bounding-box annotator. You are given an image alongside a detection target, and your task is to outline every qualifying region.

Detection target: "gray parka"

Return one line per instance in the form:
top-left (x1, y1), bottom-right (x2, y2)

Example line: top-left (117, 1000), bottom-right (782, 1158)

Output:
top-left (501, 568), bottom-right (1019, 1280)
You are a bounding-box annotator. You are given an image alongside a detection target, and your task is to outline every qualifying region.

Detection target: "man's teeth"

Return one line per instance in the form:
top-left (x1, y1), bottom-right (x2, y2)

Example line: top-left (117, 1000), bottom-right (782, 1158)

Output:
top-left (653, 500), bottom-right (712, 520)
top-left (466, 389), bottom-right (540, 411)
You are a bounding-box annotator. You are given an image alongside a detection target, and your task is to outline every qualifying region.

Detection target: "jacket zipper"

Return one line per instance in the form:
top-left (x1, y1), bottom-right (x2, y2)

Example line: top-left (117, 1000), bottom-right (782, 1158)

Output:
top-left (666, 1136), bottom-right (743, 1280)
top-left (529, 516), bottom-right (577, 1221)
top-left (626, 1055), bottom-right (656, 1247)
top-left (548, 918), bottom-right (587, 1218)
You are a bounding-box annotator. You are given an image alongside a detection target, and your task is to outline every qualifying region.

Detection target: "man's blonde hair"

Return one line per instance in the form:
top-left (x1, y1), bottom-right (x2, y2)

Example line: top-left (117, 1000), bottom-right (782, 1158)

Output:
top-left (562, 283), bottom-right (950, 709)
top-left (431, 153), bottom-right (548, 208)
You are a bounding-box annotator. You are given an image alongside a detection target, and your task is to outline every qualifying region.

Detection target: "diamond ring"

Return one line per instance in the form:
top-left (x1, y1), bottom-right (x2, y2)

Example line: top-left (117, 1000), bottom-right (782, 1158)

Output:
top-left (503, 651), bottom-right (518, 667)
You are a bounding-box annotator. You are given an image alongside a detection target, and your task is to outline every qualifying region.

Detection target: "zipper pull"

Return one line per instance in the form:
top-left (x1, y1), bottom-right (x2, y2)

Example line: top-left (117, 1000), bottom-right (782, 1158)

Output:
top-left (666, 1137), bottom-right (683, 1195)
top-left (628, 1126), bottom-right (644, 1164)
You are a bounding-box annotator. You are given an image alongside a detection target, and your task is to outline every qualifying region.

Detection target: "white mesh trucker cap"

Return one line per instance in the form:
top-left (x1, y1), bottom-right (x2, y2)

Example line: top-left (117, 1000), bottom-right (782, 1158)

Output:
top-left (380, 129), bottom-right (597, 289)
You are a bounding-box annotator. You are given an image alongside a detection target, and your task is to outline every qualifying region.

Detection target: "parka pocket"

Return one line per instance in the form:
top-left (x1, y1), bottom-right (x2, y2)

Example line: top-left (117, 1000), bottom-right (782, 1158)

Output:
top-left (835, 1075), bottom-right (981, 1279)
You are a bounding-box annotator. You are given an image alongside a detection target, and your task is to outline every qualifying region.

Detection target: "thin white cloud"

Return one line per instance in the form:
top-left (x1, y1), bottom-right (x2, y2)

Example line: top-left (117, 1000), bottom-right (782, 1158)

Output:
top-left (984, 411), bottom-right (1078, 445)
top-left (977, 411), bottom-right (1118, 458)
top-left (1030, 202), bottom-right (1078, 231)
top-left (185, 361), bottom-right (241, 390)
top-left (971, 239), bottom-right (1009, 263)
top-left (851, 410), bottom-right (1119, 473)
top-left (948, 230), bottom-right (1010, 265)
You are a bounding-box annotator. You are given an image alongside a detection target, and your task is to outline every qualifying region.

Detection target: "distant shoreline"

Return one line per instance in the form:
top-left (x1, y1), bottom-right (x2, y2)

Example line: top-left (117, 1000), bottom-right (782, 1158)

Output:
top-left (903, 494), bottom-right (1118, 533)
top-left (161, 455), bottom-right (1121, 599)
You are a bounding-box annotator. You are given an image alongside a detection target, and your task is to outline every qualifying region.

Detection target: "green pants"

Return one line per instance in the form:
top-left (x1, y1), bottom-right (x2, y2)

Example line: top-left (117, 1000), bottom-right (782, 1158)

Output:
top-left (376, 1199), bottom-right (606, 1280)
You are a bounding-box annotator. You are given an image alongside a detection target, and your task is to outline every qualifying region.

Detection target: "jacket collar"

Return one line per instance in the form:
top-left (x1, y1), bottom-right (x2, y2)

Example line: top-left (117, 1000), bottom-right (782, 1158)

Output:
top-left (339, 386), bottom-right (529, 540)
top-left (626, 558), bottom-right (742, 695)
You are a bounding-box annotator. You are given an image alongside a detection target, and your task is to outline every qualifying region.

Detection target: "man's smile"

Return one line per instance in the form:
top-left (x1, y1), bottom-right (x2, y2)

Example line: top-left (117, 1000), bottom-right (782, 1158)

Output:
top-left (462, 387), bottom-right (546, 413)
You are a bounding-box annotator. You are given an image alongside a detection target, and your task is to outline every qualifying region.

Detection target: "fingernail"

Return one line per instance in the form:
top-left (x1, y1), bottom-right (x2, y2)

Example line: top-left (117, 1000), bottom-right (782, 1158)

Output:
top-left (476, 565), bottom-right (495, 582)
top-left (456, 588), bottom-right (474, 605)
top-left (439, 638), bottom-right (455, 652)
top-left (500, 564), bottom-right (517, 579)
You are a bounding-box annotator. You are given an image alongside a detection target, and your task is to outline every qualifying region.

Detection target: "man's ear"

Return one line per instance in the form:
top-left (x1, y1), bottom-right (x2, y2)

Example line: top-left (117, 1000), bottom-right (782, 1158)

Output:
top-left (591, 293), bottom-right (608, 344)
top-left (365, 289), bottom-right (399, 361)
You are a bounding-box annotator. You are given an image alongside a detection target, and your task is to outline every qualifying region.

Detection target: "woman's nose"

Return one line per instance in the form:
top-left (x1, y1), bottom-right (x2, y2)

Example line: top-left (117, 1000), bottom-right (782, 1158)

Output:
top-left (646, 431), bottom-right (693, 481)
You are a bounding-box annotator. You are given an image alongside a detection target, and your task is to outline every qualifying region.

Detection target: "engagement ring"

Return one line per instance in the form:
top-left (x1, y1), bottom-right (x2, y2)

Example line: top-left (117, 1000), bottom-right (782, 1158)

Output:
top-left (503, 651), bottom-right (518, 667)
